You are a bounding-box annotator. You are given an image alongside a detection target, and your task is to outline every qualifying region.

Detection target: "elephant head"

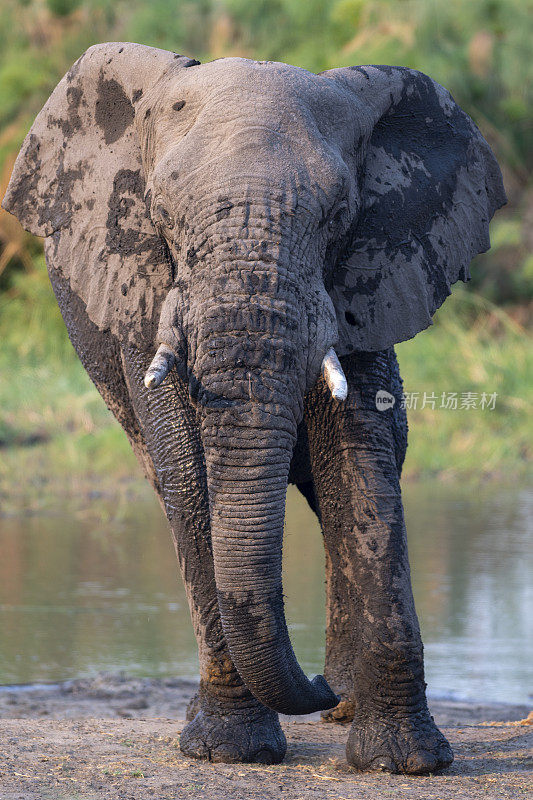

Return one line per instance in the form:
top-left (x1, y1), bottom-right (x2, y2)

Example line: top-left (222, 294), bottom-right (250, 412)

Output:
top-left (3, 43), bottom-right (505, 715)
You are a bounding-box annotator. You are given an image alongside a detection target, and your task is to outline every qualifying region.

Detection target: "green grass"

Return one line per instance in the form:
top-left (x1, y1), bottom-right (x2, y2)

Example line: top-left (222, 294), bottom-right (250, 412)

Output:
top-left (0, 260), bottom-right (140, 513)
top-left (397, 290), bottom-right (531, 482)
top-left (0, 260), bottom-right (530, 514)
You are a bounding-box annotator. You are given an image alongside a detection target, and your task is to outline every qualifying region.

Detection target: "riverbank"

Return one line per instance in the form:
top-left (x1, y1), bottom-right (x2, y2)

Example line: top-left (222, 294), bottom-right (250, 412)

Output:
top-left (0, 674), bottom-right (531, 799)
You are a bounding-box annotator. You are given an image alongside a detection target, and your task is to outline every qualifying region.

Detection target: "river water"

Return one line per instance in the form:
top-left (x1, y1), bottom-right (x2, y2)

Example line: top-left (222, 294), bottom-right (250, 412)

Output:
top-left (0, 481), bottom-right (531, 704)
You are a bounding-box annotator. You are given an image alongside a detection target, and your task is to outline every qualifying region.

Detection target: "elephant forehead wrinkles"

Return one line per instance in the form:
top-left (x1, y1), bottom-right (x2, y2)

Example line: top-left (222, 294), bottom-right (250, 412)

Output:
top-left (151, 114), bottom-right (350, 198)
top-left (143, 59), bottom-right (357, 173)
top-left (176, 56), bottom-right (348, 115)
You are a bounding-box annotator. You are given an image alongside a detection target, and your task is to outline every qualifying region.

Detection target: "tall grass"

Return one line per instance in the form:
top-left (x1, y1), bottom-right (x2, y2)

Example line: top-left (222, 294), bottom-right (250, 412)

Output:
top-left (397, 290), bottom-right (531, 481)
top-left (0, 259), bottom-right (138, 513)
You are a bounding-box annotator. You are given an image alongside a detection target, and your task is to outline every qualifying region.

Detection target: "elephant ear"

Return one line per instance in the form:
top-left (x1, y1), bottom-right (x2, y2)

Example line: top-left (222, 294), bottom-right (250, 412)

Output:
top-left (2, 42), bottom-right (198, 346)
top-left (323, 65), bottom-right (506, 354)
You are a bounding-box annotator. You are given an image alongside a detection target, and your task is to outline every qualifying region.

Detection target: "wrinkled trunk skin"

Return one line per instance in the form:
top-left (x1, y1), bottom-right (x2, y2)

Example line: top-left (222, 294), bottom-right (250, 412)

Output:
top-left (177, 211), bottom-right (338, 714)
top-left (203, 417), bottom-right (336, 714)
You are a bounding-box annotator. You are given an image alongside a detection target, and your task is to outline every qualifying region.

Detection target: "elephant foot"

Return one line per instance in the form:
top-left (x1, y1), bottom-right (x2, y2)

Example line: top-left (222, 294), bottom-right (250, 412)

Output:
top-left (180, 698), bottom-right (287, 764)
top-left (320, 696), bottom-right (355, 724)
top-left (346, 708), bottom-right (453, 774)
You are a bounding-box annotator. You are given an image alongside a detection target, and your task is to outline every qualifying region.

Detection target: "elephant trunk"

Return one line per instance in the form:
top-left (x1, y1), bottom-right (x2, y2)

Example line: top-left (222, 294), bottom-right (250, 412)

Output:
top-left (202, 406), bottom-right (338, 714)
top-left (188, 245), bottom-right (338, 713)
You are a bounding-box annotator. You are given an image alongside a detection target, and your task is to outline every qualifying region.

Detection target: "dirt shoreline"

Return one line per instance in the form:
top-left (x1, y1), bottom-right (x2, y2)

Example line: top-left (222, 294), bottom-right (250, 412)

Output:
top-left (0, 674), bottom-right (531, 799)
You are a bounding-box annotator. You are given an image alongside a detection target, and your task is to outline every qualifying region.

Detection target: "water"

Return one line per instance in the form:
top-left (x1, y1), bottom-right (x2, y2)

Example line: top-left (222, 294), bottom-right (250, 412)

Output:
top-left (0, 482), bottom-right (531, 704)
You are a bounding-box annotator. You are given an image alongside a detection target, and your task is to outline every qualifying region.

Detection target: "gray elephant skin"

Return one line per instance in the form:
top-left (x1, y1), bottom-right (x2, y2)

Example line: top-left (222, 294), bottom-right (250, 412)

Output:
top-left (3, 43), bottom-right (505, 773)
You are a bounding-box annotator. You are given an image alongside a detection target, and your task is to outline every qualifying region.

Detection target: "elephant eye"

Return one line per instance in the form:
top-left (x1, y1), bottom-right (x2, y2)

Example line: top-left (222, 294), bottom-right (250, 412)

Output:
top-left (156, 205), bottom-right (174, 229)
top-left (328, 202), bottom-right (348, 230)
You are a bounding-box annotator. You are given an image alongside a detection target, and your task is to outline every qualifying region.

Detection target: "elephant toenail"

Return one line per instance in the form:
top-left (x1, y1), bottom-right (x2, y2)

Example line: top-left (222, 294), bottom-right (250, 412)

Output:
top-left (371, 756), bottom-right (398, 773)
top-left (406, 751), bottom-right (438, 774)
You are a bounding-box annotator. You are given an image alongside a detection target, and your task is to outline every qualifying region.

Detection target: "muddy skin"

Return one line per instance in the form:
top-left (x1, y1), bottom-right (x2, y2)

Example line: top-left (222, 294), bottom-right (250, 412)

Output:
top-left (179, 687), bottom-right (287, 764)
top-left (297, 350), bottom-right (409, 727)
top-left (3, 43), bottom-right (505, 771)
top-left (95, 75), bottom-right (134, 144)
top-left (304, 352), bottom-right (453, 773)
top-left (295, 351), bottom-right (408, 729)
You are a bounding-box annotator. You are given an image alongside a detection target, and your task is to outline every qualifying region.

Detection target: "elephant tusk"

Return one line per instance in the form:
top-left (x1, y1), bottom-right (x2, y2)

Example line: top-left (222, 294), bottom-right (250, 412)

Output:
top-left (144, 343), bottom-right (176, 389)
top-left (321, 347), bottom-right (348, 401)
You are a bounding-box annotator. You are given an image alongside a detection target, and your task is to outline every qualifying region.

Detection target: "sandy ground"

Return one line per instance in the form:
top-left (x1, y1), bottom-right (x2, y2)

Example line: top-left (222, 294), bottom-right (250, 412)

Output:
top-left (0, 674), bottom-right (531, 799)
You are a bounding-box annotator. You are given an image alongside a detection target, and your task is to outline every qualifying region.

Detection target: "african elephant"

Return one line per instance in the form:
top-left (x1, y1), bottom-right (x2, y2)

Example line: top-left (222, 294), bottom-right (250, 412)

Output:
top-left (3, 43), bottom-right (505, 772)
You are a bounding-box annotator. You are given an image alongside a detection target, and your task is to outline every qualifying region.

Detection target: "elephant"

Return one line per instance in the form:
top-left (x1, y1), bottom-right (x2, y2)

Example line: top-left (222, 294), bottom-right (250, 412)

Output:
top-left (3, 42), bottom-right (505, 773)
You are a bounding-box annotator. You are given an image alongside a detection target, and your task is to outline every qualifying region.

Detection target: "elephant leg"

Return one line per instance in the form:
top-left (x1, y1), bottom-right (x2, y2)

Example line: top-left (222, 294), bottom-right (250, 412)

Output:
top-left (49, 271), bottom-right (158, 490)
top-left (120, 348), bottom-right (286, 764)
top-left (294, 476), bottom-right (357, 721)
top-left (305, 351), bottom-right (452, 775)
top-left (316, 348), bottom-right (408, 723)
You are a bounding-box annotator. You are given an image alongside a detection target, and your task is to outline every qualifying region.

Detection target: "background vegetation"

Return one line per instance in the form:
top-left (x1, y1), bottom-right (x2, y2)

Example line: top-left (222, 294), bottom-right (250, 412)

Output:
top-left (0, 0), bottom-right (531, 510)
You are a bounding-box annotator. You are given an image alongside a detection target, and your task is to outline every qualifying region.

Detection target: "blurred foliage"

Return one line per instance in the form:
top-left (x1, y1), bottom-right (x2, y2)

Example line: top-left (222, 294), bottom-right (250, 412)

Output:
top-left (397, 288), bottom-right (531, 480)
top-left (0, 253), bottom-right (136, 509)
top-left (0, 0), bottom-right (531, 304)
